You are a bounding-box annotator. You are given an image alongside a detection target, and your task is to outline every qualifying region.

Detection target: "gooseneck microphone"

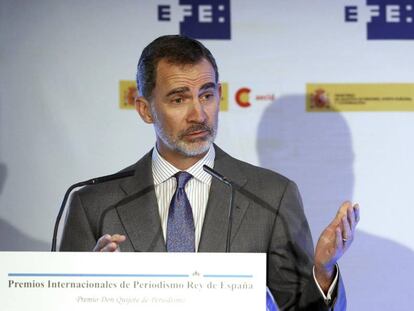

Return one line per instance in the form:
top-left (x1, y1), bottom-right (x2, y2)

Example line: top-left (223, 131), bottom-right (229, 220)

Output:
top-left (51, 170), bottom-right (135, 251)
top-left (203, 165), bottom-right (234, 253)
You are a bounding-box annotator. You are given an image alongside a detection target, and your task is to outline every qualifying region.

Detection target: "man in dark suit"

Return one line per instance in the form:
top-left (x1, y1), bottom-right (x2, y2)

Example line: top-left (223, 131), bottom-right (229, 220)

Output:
top-left (60, 35), bottom-right (359, 310)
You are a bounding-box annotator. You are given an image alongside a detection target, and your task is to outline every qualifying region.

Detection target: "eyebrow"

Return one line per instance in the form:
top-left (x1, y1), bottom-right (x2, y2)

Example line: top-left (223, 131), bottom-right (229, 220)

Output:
top-left (199, 82), bottom-right (217, 91)
top-left (165, 82), bottom-right (217, 97)
top-left (166, 87), bottom-right (190, 97)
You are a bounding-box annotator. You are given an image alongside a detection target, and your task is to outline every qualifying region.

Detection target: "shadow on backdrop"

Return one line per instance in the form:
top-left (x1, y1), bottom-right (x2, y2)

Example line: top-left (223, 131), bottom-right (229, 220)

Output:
top-left (0, 218), bottom-right (49, 251)
top-left (0, 162), bottom-right (6, 194)
top-left (0, 152), bottom-right (48, 250)
top-left (257, 95), bottom-right (413, 310)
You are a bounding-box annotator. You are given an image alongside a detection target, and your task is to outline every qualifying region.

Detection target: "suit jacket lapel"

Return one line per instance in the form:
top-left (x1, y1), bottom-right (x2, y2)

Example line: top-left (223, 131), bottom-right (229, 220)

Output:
top-left (117, 150), bottom-right (166, 252)
top-left (198, 146), bottom-right (250, 252)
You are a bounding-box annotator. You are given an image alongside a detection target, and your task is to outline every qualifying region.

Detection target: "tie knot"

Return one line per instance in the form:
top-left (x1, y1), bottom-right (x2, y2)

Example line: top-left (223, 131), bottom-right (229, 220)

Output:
top-left (175, 171), bottom-right (192, 189)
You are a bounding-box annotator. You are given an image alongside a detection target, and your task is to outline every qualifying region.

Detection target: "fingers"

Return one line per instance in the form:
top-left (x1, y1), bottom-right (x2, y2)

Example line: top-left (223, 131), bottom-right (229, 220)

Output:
top-left (335, 227), bottom-right (343, 249)
top-left (338, 201), bottom-right (351, 218)
top-left (314, 202), bottom-right (360, 270)
top-left (341, 214), bottom-right (352, 243)
top-left (340, 202), bottom-right (360, 246)
top-left (354, 203), bottom-right (360, 223)
top-left (336, 202), bottom-right (360, 225)
top-left (328, 201), bottom-right (351, 228)
top-left (325, 201), bottom-right (360, 247)
top-left (347, 205), bottom-right (355, 230)
top-left (93, 234), bottom-right (126, 252)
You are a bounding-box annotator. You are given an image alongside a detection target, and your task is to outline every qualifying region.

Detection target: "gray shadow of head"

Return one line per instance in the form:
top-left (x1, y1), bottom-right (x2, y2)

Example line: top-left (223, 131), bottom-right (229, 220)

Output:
top-left (256, 95), bottom-right (353, 235)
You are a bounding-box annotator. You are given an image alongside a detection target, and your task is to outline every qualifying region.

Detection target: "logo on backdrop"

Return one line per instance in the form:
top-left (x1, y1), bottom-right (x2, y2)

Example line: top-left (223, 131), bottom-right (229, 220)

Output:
top-left (345, 0), bottom-right (414, 39)
top-left (157, 0), bottom-right (231, 39)
top-left (235, 87), bottom-right (275, 108)
top-left (306, 83), bottom-right (414, 112)
top-left (119, 81), bottom-right (137, 110)
top-left (309, 89), bottom-right (331, 110)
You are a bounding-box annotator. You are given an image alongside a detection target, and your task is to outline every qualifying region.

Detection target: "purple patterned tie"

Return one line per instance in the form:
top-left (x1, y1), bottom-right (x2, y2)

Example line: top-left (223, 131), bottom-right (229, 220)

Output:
top-left (166, 171), bottom-right (195, 252)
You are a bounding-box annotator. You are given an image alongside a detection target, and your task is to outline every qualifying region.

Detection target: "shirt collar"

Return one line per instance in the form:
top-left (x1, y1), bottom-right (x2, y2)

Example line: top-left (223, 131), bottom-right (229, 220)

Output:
top-left (152, 145), bottom-right (215, 185)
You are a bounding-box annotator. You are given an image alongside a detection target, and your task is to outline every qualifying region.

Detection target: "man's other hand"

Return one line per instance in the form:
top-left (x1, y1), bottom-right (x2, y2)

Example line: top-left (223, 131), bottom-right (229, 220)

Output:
top-left (93, 234), bottom-right (126, 252)
top-left (314, 201), bottom-right (360, 292)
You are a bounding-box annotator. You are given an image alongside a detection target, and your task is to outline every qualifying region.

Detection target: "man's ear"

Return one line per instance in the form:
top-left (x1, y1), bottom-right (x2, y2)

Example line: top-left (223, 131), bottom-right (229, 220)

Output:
top-left (135, 96), bottom-right (153, 124)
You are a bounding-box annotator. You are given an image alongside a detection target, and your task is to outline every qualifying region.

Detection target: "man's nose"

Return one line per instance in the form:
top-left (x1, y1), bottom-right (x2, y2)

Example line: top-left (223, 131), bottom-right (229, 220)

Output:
top-left (188, 100), bottom-right (207, 123)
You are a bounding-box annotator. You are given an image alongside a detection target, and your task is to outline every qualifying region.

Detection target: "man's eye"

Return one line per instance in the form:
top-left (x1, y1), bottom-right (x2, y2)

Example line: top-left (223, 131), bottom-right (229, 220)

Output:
top-left (201, 93), bottom-right (214, 102)
top-left (172, 97), bottom-right (183, 104)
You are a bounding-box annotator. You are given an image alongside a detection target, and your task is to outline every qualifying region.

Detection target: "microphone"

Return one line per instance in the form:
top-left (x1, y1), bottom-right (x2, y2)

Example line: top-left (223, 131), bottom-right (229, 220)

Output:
top-left (202, 165), bottom-right (232, 186)
top-left (203, 165), bottom-right (234, 252)
top-left (51, 170), bottom-right (135, 251)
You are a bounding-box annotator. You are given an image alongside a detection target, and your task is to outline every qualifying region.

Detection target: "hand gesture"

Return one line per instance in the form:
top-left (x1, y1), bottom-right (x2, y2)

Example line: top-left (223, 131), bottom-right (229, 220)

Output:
top-left (314, 201), bottom-right (360, 291)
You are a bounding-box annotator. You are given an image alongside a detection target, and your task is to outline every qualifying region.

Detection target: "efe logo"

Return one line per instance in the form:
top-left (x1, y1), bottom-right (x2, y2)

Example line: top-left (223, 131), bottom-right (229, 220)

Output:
top-left (158, 0), bottom-right (231, 40)
top-left (345, 0), bottom-right (414, 40)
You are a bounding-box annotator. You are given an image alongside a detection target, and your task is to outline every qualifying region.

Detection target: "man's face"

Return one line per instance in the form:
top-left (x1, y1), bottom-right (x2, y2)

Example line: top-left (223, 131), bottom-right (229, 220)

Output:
top-left (148, 58), bottom-right (220, 161)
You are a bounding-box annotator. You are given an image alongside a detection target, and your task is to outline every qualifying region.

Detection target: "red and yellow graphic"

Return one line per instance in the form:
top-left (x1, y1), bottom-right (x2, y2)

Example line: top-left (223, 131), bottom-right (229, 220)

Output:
top-left (119, 80), bottom-right (137, 110)
top-left (219, 82), bottom-right (229, 111)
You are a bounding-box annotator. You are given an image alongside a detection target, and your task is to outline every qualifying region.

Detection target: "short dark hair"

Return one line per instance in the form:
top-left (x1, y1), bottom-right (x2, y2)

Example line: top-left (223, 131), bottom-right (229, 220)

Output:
top-left (136, 35), bottom-right (219, 99)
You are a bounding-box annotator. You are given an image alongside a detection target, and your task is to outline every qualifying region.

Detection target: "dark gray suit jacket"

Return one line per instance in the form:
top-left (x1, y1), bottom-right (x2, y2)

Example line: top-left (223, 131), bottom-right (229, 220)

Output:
top-left (60, 145), bottom-right (346, 310)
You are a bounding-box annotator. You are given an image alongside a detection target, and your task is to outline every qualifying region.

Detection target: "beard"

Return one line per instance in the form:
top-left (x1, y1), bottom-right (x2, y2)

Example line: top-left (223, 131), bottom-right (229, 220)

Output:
top-left (152, 111), bottom-right (218, 157)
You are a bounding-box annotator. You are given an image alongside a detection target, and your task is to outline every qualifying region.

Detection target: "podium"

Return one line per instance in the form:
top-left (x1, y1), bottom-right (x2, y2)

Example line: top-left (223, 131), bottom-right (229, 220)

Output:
top-left (1, 252), bottom-right (272, 310)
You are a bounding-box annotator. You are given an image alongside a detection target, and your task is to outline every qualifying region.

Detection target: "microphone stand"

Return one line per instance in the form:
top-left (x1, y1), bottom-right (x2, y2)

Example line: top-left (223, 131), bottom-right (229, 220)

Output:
top-left (203, 165), bottom-right (234, 253)
top-left (51, 170), bottom-right (135, 251)
top-left (204, 165), bottom-right (279, 310)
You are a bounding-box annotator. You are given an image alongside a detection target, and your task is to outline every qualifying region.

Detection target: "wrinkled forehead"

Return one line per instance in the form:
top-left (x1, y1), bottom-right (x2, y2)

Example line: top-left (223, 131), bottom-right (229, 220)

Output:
top-left (157, 56), bottom-right (216, 76)
top-left (154, 58), bottom-right (217, 92)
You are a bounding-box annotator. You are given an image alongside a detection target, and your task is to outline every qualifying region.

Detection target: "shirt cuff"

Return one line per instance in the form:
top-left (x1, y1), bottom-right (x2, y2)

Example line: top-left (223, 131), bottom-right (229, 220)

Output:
top-left (312, 264), bottom-right (339, 305)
